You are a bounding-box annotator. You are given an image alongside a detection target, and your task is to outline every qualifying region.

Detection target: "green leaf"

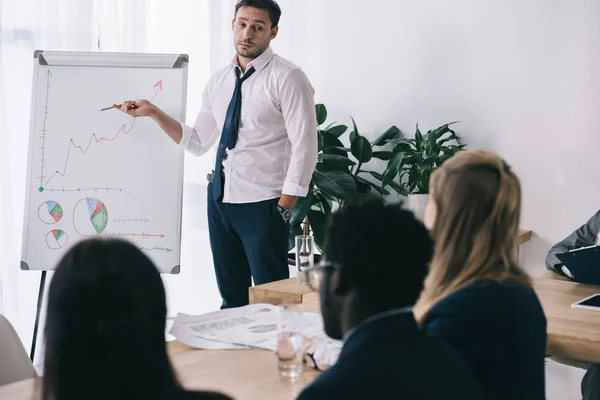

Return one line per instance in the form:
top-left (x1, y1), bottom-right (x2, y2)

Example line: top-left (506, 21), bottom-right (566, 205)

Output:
top-left (290, 193), bottom-right (313, 227)
top-left (382, 153), bottom-right (404, 188)
top-left (356, 176), bottom-right (390, 195)
top-left (326, 125), bottom-right (348, 138)
top-left (414, 123), bottom-right (423, 150)
top-left (408, 167), bottom-right (421, 193)
top-left (355, 180), bottom-right (371, 194)
top-left (317, 130), bottom-right (324, 152)
top-left (351, 117), bottom-right (359, 137)
top-left (316, 192), bottom-right (332, 215)
top-left (359, 170), bottom-right (384, 181)
top-left (372, 151), bottom-right (394, 160)
top-left (319, 154), bottom-right (356, 168)
top-left (316, 104), bottom-right (327, 126)
top-left (317, 152), bottom-right (356, 172)
top-left (350, 130), bottom-right (358, 143)
top-left (432, 121), bottom-right (460, 139)
top-left (372, 125), bottom-right (400, 146)
top-left (307, 210), bottom-right (328, 251)
top-left (392, 141), bottom-right (414, 154)
top-left (321, 130), bottom-right (344, 149)
top-left (313, 170), bottom-right (357, 200)
top-left (350, 136), bottom-right (372, 163)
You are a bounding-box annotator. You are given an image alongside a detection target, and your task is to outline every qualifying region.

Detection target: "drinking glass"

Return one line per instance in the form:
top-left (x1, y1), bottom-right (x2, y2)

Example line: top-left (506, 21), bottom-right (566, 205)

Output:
top-left (275, 304), bottom-right (305, 377)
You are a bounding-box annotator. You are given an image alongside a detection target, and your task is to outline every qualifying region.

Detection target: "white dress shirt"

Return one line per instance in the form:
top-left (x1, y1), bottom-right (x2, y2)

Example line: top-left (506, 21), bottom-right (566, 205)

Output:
top-left (179, 47), bottom-right (318, 204)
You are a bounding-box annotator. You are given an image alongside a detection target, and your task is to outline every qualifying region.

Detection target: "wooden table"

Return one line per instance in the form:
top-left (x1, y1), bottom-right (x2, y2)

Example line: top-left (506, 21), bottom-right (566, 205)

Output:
top-left (0, 341), bottom-right (320, 400)
top-left (534, 271), bottom-right (600, 363)
top-left (250, 229), bottom-right (533, 305)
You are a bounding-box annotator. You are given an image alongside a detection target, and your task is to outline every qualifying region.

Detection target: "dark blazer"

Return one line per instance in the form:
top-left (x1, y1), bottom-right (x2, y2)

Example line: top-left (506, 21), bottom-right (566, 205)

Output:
top-left (297, 310), bottom-right (483, 400)
top-left (546, 209), bottom-right (600, 276)
top-left (422, 280), bottom-right (547, 400)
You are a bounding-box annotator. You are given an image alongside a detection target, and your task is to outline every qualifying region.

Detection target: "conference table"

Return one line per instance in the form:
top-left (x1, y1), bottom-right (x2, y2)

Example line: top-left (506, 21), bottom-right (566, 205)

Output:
top-left (0, 340), bottom-right (320, 400)
top-left (3, 266), bottom-right (600, 399)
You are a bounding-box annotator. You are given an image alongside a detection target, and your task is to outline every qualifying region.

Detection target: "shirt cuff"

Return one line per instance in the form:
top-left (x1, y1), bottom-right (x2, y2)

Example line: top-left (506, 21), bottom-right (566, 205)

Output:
top-left (282, 181), bottom-right (310, 197)
top-left (179, 122), bottom-right (194, 149)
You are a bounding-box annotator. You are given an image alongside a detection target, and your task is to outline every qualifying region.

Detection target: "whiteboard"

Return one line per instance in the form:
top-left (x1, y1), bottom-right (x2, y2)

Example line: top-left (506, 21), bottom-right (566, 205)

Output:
top-left (21, 51), bottom-right (188, 273)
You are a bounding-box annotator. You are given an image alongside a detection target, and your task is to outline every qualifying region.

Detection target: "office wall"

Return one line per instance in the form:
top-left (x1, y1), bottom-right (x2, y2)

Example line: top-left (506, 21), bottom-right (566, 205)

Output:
top-left (271, 1), bottom-right (600, 398)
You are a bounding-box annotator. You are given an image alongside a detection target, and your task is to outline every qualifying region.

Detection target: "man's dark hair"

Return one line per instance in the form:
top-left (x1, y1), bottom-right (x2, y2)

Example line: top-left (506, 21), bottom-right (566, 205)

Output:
top-left (235, 0), bottom-right (282, 28)
top-left (322, 198), bottom-right (434, 311)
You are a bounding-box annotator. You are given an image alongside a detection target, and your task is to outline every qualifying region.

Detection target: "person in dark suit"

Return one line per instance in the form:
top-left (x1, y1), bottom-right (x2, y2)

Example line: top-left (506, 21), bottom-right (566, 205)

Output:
top-left (415, 150), bottom-right (547, 400)
top-left (545, 209), bottom-right (600, 399)
top-left (41, 238), bottom-right (233, 400)
top-left (296, 198), bottom-right (483, 400)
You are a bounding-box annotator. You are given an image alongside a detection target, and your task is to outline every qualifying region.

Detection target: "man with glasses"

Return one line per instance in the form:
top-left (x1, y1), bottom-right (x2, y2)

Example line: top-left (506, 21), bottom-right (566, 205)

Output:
top-left (297, 198), bottom-right (483, 400)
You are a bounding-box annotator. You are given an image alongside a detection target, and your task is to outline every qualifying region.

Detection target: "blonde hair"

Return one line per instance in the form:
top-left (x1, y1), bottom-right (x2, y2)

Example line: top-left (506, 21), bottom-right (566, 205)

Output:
top-left (414, 149), bottom-right (531, 323)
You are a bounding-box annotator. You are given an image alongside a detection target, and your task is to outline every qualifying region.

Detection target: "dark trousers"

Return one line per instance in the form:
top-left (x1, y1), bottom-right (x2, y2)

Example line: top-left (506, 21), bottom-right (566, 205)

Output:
top-left (582, 363), bottom-right (600, 400)
top-left (207, 182), bottom-right (290, 309)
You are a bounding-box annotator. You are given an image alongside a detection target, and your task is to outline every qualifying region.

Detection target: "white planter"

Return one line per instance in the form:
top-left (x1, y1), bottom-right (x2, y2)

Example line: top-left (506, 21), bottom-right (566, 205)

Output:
top-left (408, 194), bottom-right (429, 222)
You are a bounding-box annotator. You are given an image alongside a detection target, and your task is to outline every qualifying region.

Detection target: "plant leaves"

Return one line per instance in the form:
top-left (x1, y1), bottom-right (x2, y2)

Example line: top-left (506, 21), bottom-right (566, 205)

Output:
top-left (319, 153), bottom-right (356, 168)
top-left (351, 136), bottom-right (372, 163)
top-left (316, 104), bottom-right (327, 126)
top-left (316, 192), bottom-right (332, 215)
top-left (307, 209), bottom-right (328, 251)
top-left (414, 123), bottom-right (423, 150)
top-left (356, 176), bottom-right (390, 195)
top-left (326, 125), bottom-right (348, 138)
top-left (392, 141), bottom-right (414, 153)
top-left (372, 125), bottom-right (400, 146)
top-left (382, 153), bottom-right (404, 188)
top-left (360, 170), bottom-right (384, 181)
top-left (372, 151), bottom-right (394, 160)
top-left (313, 170), bottom-right (357, 200)
top-left (290, 193), bottom-right (313, 227)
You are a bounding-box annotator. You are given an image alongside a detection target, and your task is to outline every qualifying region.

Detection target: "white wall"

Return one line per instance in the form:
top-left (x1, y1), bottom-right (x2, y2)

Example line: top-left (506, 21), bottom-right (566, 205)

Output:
top-left (271, 1), bottom-right (600, 398)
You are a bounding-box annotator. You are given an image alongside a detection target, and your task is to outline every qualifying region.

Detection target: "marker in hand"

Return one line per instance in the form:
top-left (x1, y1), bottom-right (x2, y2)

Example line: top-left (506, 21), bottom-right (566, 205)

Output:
top-left (100, 102), bottom-right (138, 111)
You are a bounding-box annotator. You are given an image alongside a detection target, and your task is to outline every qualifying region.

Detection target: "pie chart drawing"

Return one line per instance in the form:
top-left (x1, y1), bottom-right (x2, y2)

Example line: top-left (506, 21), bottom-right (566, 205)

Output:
top-left (46, 229), bottom-right (68, 249)
top-left (38, 200), bottom-right (63, 224)
top-left (73, 198), bottom-right (108, 236)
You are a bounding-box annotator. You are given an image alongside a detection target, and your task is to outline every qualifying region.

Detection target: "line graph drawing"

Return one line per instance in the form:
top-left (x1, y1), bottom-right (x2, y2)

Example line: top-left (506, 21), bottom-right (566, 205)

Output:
top-left (37, 200), bottom-right (63, 224)
top-left (42, 79), bottom-right (163, 188)
top-left (45, 229), bottom-right (68, 249)
top-left (73, 197), bottom-right (108, 236)
top-left (45, 187), bottom-right (172, 239)
top-left (37, 70), bottom-right (52, 191)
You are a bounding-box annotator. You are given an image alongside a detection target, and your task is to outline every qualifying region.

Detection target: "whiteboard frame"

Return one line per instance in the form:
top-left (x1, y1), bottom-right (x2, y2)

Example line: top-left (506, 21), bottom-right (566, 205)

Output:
top-left (21, 50), bottom-right (189, 274)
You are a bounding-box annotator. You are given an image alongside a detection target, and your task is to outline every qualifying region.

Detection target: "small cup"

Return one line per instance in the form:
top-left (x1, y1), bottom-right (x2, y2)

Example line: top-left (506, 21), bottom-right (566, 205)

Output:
top-left (295, 235), bottom-right (314, 284)
top-left (275, 304), bottom-right (305, 377)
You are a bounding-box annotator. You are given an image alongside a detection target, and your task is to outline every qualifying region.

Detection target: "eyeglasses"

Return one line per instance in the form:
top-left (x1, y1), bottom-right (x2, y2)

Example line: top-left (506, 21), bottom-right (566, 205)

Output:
top-left (305, 261), bottom-right (342, 292)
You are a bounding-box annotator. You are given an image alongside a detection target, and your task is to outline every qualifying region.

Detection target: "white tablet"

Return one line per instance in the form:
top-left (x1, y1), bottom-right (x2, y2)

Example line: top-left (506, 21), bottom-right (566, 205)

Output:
top-left (571, 293), bottom-right (600, 311)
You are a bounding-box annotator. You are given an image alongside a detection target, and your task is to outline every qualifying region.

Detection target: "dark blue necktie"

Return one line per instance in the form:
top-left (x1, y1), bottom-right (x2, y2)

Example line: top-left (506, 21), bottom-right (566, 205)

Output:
top-left (212, 66), bottom-right (256, 201)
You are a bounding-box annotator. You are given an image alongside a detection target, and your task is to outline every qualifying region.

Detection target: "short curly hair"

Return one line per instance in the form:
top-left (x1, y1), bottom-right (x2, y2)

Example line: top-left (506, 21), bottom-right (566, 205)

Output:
top-left (322, 198), bottom-right (434, 310)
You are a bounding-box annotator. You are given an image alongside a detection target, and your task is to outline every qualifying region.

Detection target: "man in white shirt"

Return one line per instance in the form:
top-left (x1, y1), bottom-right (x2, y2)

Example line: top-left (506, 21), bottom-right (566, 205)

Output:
top-left (115, 0), bottom-right (318, 308)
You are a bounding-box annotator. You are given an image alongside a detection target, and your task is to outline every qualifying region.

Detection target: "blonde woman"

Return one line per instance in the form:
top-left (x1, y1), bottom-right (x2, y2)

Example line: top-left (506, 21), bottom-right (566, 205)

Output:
top-left (415, 149), bottom-right (547, 400)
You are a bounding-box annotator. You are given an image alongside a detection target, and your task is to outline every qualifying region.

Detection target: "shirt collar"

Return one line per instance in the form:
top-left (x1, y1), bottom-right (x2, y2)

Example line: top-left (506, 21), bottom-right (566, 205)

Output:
top-left (342, 306), bottom-right (413, 343)
top-left (231, 46), bottom-right (274, 75)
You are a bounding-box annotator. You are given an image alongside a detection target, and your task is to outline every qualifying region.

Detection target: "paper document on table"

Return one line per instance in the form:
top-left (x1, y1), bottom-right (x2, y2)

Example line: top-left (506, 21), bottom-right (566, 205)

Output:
top-left (169, 304), bottom-right (339, 352)
top-left (169, 314), bottom-right (252, 350)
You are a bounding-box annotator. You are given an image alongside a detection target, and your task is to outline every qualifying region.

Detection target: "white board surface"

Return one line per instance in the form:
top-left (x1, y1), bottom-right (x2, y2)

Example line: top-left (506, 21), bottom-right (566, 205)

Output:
top-left (21, 51), bottom-right (188, 273)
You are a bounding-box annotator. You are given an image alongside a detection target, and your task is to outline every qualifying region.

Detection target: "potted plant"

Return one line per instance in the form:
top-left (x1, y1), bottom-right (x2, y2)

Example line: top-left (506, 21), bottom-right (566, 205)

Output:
top-left (287, 104), bottom-right (401, 263)
top-left (381, 121), bottom-right (466, 220)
